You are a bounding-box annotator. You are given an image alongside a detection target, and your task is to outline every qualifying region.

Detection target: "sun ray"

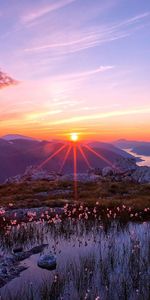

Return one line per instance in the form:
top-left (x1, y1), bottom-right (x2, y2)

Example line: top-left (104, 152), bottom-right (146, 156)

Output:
top-left (83, 144), bottom-right (115, 169)
top-left (37, 144), bottom-right (67, 170)
top-left (59, 144), bottom-right (72, 173)
top-left (78, 144), bottom-right (92, 169)
top-left (73, 143), bottom-right (78, 200)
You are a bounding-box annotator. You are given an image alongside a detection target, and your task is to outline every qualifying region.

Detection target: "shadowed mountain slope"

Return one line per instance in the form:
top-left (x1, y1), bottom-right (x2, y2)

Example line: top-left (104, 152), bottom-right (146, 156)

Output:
top-left (0, 138), bottom-right (135, 182)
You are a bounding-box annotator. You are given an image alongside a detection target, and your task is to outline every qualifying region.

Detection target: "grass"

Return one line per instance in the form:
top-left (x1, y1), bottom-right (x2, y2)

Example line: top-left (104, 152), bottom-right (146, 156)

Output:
top-left (0, 179), bottom-right (149, 210)
top-left (0, 219), bottom-right (149, 300)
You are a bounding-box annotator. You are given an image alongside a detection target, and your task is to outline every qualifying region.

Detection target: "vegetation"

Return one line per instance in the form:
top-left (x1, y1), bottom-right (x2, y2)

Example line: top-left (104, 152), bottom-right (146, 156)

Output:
top-left (0, 180), bottom-right (150, 210)
top-left (0, 220), bottom-right (149, 300)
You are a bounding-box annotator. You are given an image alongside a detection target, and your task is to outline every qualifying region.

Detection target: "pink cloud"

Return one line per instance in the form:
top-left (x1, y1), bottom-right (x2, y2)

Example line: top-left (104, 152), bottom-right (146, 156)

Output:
top-left (22, 0), bottom-right (75, 23)
top-left (0, 70), bottom-right (18, 89)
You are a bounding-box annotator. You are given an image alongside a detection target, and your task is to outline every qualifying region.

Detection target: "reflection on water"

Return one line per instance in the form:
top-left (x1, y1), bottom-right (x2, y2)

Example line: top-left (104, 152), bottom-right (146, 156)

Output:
top-left (0, 219), bottom-right (149, 300)
top-left (124, 149), bottom-right (150, 166)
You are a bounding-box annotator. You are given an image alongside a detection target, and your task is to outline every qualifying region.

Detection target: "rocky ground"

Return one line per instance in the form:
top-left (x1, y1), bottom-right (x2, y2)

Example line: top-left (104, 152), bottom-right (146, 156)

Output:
top-left (0, 157), bottom-right (149, 211)
top-left (0, 244), bottom-right (48, 288)
top-left (4, 157), bottom-right (150, 185)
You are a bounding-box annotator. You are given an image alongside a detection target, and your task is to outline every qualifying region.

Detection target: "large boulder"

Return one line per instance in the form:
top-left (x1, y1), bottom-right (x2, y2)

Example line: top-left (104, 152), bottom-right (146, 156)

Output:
top-left (102, 166), bottom-right (114, 177)
top-left (37, 254), bottom-right (56, 270)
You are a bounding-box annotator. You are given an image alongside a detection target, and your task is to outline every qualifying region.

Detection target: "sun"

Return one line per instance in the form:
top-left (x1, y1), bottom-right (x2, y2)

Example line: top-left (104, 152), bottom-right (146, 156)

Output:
top-left (70, 132), bottom-right (78, 142)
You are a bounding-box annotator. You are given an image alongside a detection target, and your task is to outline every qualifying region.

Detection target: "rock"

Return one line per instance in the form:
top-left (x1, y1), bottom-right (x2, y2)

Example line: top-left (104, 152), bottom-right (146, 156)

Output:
top-left (114, 157), bottom-right (137, 173)
top-left (30, 245), bottom-right (48, 254)
top-left (5, 175), bottom-right (21, 184)
top-left (60, 173), bottom-right (101, 182)
top-left (0, 244), bottom-right (48, 288)
top-left (4, 166), bottom-right (57, 184)
top-left (131, 166), bottom-right (150, 183)
top-left (14, 244), bottom-right (48, 261)
top-left (37, 254), bottom-right (56, 270)
top-left (102, 167), bottom-right (114, 177)
top-left (13, 247), bottom-right (23, 254)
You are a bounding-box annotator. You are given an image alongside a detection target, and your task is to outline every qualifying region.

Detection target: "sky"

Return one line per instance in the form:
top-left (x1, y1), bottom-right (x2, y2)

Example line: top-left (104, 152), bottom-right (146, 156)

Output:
top-left (0, 0), bottom-right (150, 141)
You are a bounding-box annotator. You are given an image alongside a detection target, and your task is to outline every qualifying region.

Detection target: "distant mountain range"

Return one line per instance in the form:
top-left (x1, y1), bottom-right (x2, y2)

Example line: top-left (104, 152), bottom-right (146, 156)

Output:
top-left (2, 134), bottom-right (38, 141)
top-left (113, 139), bottom-right (150, 156)
top-left (0, 135), bottom-right (136, 183)
top-left (88, 141), bottom-right (133, 158)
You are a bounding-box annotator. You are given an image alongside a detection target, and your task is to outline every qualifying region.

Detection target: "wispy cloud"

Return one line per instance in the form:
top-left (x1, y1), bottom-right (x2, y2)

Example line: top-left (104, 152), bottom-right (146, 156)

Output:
top-left (24, 12), bottom-right (150, 55)
top-left (53, 66), bottom-right (114, 81)
top-left (26, 110), bottom-right (62, 122)
top-left (0, 70), bottom-right (18, 89)
top-left (22, 0), bottom-right (75, 24)
top-left (49, 107), bottom-right (150, 125)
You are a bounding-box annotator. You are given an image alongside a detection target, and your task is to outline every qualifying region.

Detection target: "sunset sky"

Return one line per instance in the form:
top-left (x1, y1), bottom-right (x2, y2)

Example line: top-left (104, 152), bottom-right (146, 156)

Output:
top-left (0, 0), bottom-right (150, 141)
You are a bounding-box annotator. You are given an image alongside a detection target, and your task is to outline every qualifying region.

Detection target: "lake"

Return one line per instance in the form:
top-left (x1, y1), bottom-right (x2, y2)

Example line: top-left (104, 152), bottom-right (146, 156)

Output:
top-left (124, 149), bottom-right (150, 167)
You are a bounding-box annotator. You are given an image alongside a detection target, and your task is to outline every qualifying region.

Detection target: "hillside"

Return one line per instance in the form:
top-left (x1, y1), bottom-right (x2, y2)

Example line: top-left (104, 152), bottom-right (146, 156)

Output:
top-left (113, 139), bottom-right (150, 155)
top-left (0, 138), bottom-right (133, 182)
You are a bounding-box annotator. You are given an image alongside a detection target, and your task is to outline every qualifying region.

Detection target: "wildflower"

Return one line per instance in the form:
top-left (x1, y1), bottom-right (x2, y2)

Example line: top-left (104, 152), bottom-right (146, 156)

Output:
top-left (10, 219), bottom-right (17, 225)
top-left (54, 274), bottom-right (58, 283)
top-left (93, 207), bottom-right (97, 214)
top-left (0, 209), bottom-right (5, 215)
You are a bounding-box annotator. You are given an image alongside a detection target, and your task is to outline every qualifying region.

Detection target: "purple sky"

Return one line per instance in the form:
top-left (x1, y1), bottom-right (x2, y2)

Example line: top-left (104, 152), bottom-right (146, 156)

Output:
top-left (0, 0), bottom-right (150, 141)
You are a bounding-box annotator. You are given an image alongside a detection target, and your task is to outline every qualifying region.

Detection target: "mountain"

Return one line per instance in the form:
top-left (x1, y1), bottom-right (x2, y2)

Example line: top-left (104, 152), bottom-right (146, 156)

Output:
top-left (113, 139), bottom-right (150, 156)
top-left (132, 144), bottom-right (150, 156)
top-left (0, 138), bottom-right (137, 183)
top-left (113, 139), bottom-right (141, 149)
top-left (1, 134), bottom-right (38, 141)
top-left (88, 141), bottom-right (134, 159)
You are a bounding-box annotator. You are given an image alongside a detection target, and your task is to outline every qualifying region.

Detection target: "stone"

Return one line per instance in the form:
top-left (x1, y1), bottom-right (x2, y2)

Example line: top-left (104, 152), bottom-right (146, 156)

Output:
top-left (102, 167), bottom-right (114, 177)
top-left (131, 166), bottom-right (150, 183)
top-left (114, 157), bottom-right (137, 173)
top-left (0, 244), bottom-right (48, 288)
top-left (37, 254), bottom-right (56, 270)
top-left (4, 166), bottom-right (57, 184)
top-left (13, 247), bottom-right (23, 254)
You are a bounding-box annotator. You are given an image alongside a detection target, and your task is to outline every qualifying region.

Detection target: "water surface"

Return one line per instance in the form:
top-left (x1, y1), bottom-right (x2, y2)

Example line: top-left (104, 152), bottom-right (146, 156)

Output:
top-left (0, 218), bottom-right (149, 300)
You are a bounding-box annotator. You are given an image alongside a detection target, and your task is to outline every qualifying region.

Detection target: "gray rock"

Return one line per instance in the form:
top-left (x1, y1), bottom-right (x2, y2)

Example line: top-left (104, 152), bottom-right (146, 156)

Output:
top-left (13, 247), bottom-right (23, 254)
top-left (114, 157), bottom-right (137, 173)
top-left (131, 166), bottom-right (150, 183)
top-left (102, 167), bottom-right (114, 177)
top-left (5, 166), bottom-right (57, 184)
top-left (0, 244), bottom-right (48, 288)
top-left (14, 244), bottom-right (48, 261)
top-left (60, 173), bottom-right (100, 182)
top-left (37, 254), bottom-right (56, 270)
